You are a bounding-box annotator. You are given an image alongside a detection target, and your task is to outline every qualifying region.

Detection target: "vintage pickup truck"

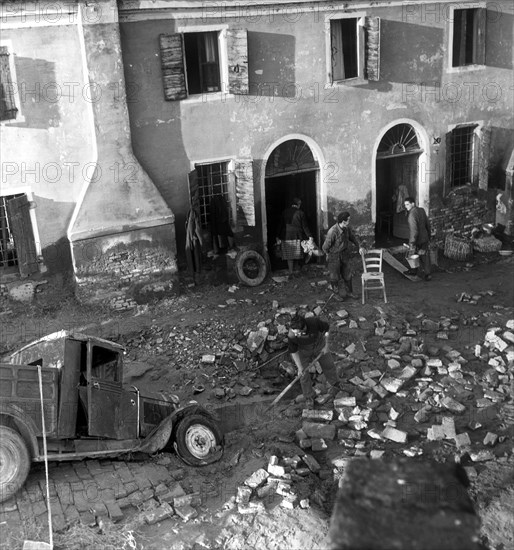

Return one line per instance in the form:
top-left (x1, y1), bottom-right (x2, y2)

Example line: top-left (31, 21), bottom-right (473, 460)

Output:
top-left (0, 331), bottom-right (224, 503)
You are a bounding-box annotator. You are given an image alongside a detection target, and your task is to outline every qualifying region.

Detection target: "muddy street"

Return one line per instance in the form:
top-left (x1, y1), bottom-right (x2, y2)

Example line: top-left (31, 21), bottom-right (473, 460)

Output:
top-left (1, 253), bottom-right (514, 550)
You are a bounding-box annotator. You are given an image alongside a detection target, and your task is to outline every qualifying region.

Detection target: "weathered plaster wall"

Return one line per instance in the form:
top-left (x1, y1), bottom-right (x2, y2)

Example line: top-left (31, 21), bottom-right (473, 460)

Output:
top-left (0, 21), bottom-right (93, 269)
top-left (120, 1), bottom-right (513, 253)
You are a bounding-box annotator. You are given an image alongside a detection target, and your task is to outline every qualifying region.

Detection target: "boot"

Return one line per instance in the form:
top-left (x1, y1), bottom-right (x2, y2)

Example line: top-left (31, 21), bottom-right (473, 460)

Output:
top-left (345, 280), bottom-right (358, 300)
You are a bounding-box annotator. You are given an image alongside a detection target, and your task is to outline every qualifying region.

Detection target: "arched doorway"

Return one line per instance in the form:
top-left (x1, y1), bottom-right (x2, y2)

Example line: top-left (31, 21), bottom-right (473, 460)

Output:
top-left (264, 139), bottom-right (319, 270)
top-left (375, 123), bottom-right (424, 244)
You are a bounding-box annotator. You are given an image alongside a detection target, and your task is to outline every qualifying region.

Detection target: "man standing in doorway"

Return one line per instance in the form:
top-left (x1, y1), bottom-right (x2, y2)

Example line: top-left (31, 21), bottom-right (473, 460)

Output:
top-left (322, 212), bottom-right (365, 299)
top-left (404, 196), bottom-right (432, 281)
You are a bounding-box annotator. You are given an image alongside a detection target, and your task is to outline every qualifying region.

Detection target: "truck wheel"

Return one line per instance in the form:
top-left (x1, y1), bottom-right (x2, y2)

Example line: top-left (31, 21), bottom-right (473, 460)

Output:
top-left (0, 426), bottom-right (30, 503)
top-left (235, 250), bottom-right (268, 287)
top-left (174, 415), bottom-right (223, 466)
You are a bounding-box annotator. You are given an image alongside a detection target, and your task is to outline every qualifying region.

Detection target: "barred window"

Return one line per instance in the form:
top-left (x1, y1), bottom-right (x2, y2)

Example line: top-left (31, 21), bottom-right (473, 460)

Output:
top-left (196, 162), bottom-right (231, 229)
top-left (449, 125), bottom-right (477, 187)
top-left (0, 46), bottom-right (18, 122)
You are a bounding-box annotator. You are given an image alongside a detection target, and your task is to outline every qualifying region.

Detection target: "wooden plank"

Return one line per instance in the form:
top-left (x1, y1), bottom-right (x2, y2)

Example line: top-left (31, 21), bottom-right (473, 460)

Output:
top-left (6, 194), bottom-right (38, 277)
top-left (382, 250), bottom-right (421, 282)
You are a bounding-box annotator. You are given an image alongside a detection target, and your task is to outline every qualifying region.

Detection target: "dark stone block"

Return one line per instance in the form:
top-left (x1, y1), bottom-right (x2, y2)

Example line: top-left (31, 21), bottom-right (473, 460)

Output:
top-left (328, 458), bottom-right (483, 550)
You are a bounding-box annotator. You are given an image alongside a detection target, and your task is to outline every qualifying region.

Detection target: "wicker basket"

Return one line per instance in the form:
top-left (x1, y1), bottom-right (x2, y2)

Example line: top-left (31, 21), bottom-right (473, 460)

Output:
top-left (473, 235), bottom-right (502, 253)
top-left (444, 235), bottom-right (473, 261)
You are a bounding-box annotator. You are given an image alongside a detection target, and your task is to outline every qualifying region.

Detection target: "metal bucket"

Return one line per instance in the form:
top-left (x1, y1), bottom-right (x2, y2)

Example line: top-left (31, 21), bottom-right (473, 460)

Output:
top-left (406, 254), bottom-right (420, 268)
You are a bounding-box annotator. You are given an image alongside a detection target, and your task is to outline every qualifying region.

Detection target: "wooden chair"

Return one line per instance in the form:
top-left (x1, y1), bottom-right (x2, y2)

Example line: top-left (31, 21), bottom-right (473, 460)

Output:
top-left (361, 249), bottom-right (387, 304)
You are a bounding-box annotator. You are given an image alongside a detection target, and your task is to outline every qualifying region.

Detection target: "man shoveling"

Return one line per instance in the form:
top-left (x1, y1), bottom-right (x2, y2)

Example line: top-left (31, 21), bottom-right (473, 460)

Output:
top-left (287, 314), bottom-right (341, 408)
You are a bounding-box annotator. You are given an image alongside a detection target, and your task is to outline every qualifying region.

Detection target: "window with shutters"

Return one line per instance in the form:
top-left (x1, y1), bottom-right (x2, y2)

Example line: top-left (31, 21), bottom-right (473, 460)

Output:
top-left (189, 159), bottom-right (255, 229)
top-left (327, 15), bottom-right (380, 83)
top-left (159, 28), bottom-right (248, 101)
top-left (450, 8), bottom-right (486, 68)
top-left (0, 46), bottom-right (18, 122)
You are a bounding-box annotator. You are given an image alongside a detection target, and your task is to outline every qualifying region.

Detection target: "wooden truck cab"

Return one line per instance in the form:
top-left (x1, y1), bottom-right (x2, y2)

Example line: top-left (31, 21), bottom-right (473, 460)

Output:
top-left (0, 331), bottom-right (223, 503)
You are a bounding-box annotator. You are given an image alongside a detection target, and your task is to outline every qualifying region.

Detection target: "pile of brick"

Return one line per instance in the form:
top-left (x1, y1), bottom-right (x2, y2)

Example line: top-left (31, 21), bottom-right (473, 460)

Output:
top-left (230, 453), bottom-right (330, 514)
top-left (290, 317), bottom-right (514, 463)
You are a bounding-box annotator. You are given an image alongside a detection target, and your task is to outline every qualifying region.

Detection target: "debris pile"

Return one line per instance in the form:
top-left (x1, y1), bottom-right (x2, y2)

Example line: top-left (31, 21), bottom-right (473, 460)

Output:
top-left (290, 317), bottom-right (514, 465)
top-left (228, 452), bottom-right (333, 515)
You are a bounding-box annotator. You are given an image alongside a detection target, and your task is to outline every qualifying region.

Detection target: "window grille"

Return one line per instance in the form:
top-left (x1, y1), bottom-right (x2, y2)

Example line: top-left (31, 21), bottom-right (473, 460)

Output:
top-left (196, 162), bottom-right (231, 229)
top-left (450, 126), bottom-right (475, 187)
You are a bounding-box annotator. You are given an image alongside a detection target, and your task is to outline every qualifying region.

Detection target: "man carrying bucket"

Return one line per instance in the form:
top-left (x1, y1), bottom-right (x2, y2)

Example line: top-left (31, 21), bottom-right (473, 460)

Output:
top-left (404, 197), bottom-right (432, 281)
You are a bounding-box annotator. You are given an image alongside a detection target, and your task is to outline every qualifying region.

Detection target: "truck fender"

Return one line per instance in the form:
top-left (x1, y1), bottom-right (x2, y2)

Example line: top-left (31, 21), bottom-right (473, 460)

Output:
top-left (0, 403), bottom-right (40, 459)
top-left (135, 414), bottom-right (175, 455)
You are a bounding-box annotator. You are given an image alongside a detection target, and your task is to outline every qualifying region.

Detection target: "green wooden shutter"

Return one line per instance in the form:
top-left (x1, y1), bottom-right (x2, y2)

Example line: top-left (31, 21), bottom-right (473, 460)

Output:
top-left (159, 34), bottom-right (187, 101)
top-left (365, 17), bottom-right (380, 81)
top-left (6, 194), bottom-right (38, 277)
top-left (474, 8), bottom-right (486, 65)
top-left (478, 127), bottom-right (491, 190)
top-left (234, 160), bottom-right (255, 226)
top-left (226, 29), bottom-right (249, 95)
top-left (0, 46), bottom-right (18, 121)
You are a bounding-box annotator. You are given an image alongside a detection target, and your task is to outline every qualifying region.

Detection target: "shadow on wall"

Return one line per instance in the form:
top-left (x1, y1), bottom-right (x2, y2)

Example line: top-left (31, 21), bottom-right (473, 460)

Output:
top-left (42, 237), bottom-right (73, 274)
top-left (247, 31), bottom-right (296, 98)
top-left (380, 21), bottom-right (444, 84)
top-left (489, 127), bottom-right (514, 189)
top-left (119, 22), bottom-right (190, 262)
top-left (10, 57), bottom-right (60, 129)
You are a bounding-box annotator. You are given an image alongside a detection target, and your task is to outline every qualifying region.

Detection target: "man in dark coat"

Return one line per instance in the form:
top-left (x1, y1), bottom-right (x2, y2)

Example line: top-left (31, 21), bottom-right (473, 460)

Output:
top-left (288, 314), bottom-right (340, 408)
top-left (322, 212), bottom-right (364, 299)
top-left (404, 197), bottom-right (432, 281)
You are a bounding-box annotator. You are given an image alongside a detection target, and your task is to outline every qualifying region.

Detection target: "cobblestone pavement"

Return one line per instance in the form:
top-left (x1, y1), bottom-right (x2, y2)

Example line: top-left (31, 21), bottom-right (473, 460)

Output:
top-left (0, 454), bottom-right (192, 548)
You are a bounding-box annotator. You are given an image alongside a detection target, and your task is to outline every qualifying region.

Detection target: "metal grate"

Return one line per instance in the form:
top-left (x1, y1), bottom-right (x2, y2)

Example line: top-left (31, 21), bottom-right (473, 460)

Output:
top-left (450, 126), bottom-right (475, 187)
top-left (0, 194), bottom-right (22, 268)
top-left (196, 162), bottom-right (231, 229)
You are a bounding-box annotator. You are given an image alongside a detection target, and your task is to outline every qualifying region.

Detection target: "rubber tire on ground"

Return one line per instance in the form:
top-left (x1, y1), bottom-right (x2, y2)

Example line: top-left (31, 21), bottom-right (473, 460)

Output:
top-left (173, 414), bottom-right (224, 467)
top-left (0, 426), bottom-right (30, 503)
top-left (235, 250), bottom-right (268, 287)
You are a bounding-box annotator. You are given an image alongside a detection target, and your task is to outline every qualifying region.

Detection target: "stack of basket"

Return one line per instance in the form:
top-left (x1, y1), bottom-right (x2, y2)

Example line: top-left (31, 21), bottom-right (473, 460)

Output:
top-left (472, 235), bottom-right (502, 253)
top-left (444, 234), bottom-right (473, 261)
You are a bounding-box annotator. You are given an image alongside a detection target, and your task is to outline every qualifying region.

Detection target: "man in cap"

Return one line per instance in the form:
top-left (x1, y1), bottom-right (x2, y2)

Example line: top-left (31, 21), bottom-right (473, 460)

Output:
top-left (322, 212), bottom-right (365, 299)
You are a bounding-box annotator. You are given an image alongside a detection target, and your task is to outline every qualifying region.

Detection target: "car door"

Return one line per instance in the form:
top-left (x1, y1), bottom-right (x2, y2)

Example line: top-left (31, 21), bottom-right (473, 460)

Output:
top-left (86, 341), bottom-right (122, 438)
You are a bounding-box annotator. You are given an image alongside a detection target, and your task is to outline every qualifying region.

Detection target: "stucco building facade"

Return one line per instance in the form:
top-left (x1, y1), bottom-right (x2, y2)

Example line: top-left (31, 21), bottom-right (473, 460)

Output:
top-left (1, 0), bottom-right (513, 298)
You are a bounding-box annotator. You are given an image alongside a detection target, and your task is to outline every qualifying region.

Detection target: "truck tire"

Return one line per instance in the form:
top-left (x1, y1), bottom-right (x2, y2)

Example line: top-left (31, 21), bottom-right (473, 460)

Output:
top-left (0, 426), bottom-right (30, 503)
top-left (173, 414), bottom-right (224, 466)
top-left (235, 250), bottom-right (268, 287)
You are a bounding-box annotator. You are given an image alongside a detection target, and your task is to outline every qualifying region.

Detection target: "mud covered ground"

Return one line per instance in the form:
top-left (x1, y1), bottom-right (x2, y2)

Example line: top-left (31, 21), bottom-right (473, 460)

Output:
top-left (1, 250), bottom-right (513, 550)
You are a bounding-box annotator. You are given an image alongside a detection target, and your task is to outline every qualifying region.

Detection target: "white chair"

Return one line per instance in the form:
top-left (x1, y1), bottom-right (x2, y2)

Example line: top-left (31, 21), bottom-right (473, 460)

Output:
top-left (361, 249), bottom-right (387, 304)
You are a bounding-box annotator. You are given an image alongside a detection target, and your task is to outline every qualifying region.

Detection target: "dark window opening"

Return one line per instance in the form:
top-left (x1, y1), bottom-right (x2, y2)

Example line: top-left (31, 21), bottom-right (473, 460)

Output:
top-left (331, 18), bottom-right (358, 81)
top-left (452, 9), bottom-right (483, 67)
top-left (196, 162), bottom-right (231, 229)
top-left (91, 346), bottom-right (120, 382)
top-left (184, 32), bottom-right (221, 94)
top-left (0, 46), bottom-right (18, 122)
top-left (449, 126), bottom-right (477, 187)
